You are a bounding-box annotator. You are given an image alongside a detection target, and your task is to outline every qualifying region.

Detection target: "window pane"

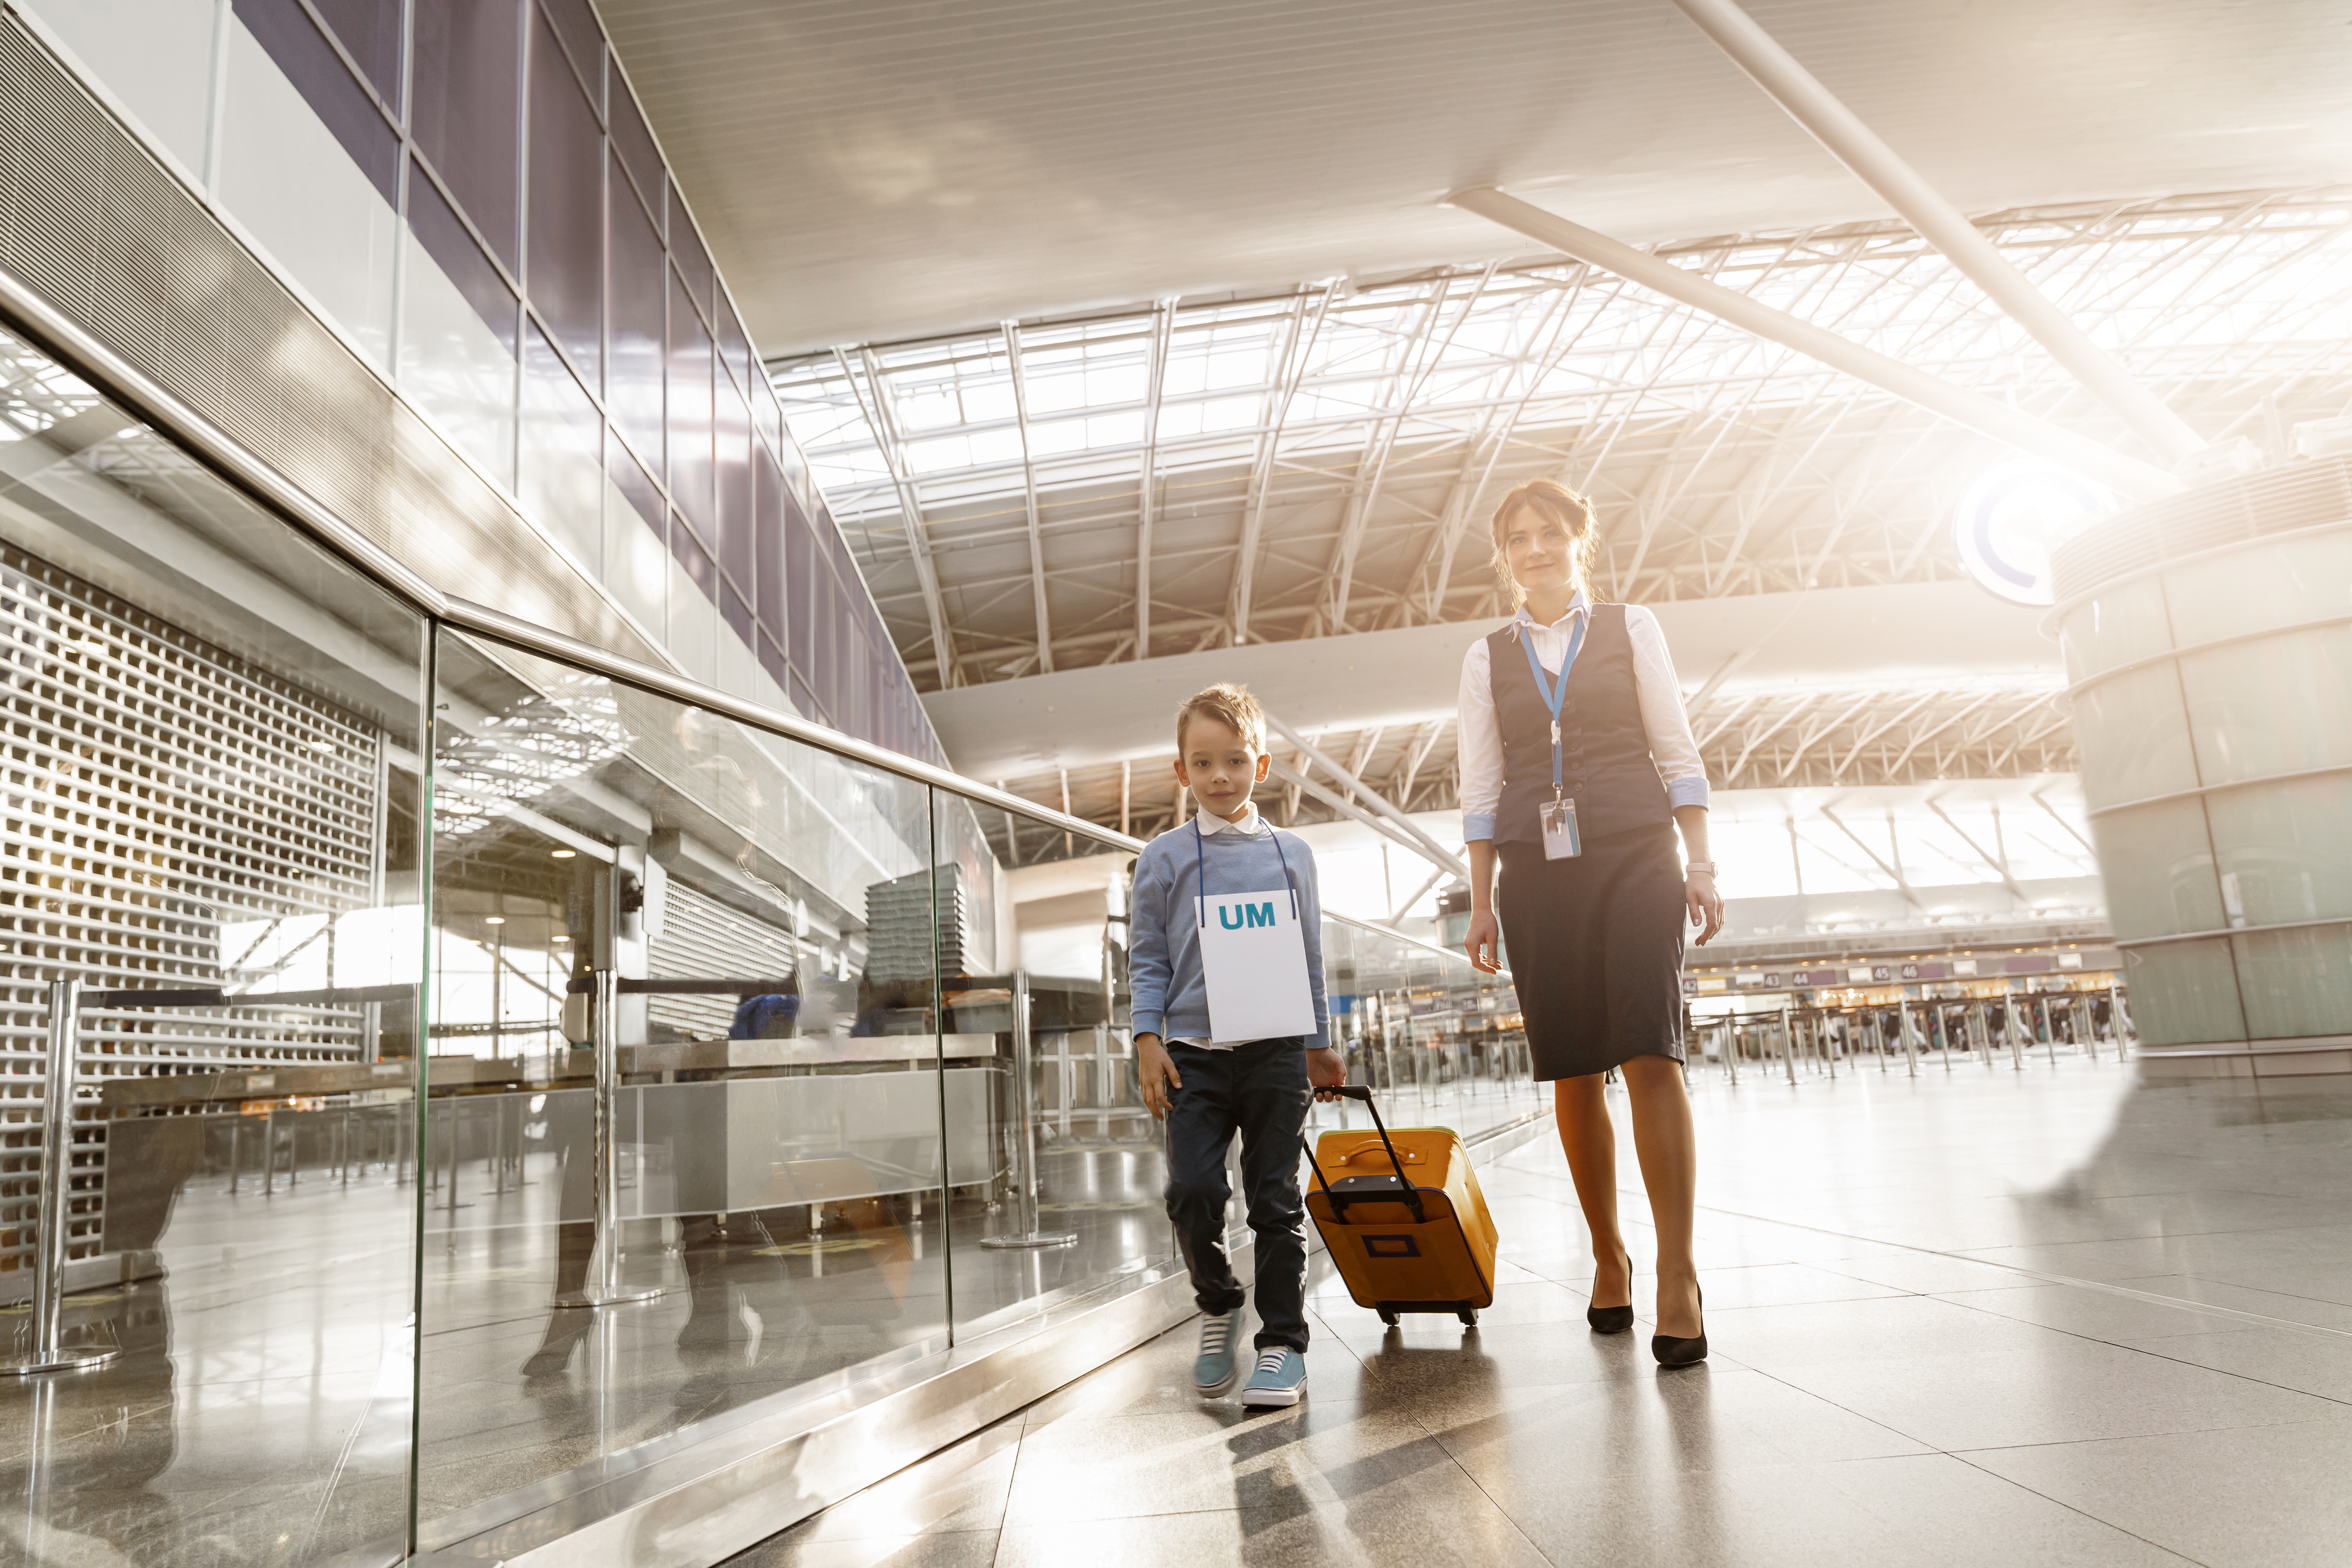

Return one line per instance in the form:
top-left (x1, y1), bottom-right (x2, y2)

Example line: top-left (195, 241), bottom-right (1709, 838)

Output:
top-left (669, 514), bottom-right (717, 683)
top-left (669, 183), bottom-right (715, 321)
top-left (30, 0), bottom-right (214, 169)
top-left (606, 65), bottom-right (662, 215)
top-left (231, 0), bottom-right (396, 200)
top-left (754, 443), bottom-right (784, 645)
top-left (786, 493), bottom-right (814, 682)
top-left (307, 0), bottom-right (401, 104)
top-left (602, 441), bottom-right (666, 636)
top-left (218, 0), bottom-right (397, 365)
top-left (526, 8), bottom-right (602, 392)
top-left (716, 379), bottom-right (753, 591)
top-left (606, 161), bottom-right (665, 475)
top-left (536, 0), bottom-right (601, 108)
top-left (667, 267), bottom-right (715, 536)
top-left (402, 165), bottom-right (518, 485)
top-left (411, 0), bottom-right (523, 272)
top-left (718, 290), bottom-right (752, 399)
top-left (520, 320), bottom-right (602, 570)
top-left (721, 583), bottom-right (753, 646)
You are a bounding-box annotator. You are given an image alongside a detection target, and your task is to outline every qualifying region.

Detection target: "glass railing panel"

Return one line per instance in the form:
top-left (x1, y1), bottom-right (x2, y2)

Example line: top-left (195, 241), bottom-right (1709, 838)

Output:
top-left (0, 320), bottom-right (427, 1566)
top-left (1315, 915), bottom-right (1534, 1149)
top-left (939, 799), bottom-right (1162, 1339)
top-left (416, 630), bottom-right (946, 1545)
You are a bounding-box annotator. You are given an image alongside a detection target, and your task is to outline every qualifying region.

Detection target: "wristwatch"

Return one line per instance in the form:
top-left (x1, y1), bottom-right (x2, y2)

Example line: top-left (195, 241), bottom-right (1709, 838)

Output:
top-left (1684, 860), bottom-right (1719, 876)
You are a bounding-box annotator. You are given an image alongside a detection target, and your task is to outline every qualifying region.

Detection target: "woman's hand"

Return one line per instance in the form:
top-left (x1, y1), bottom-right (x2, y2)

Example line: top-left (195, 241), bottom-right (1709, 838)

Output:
top-left (1686, 870), bottom-right (1723, 945)
top-left (1464, 907), bottom-right (1502, 973)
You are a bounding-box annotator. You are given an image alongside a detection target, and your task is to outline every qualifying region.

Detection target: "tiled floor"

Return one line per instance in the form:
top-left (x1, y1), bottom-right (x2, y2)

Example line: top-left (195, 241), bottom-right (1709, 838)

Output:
top-left (724, 1057), bottom-right (2352, 1568)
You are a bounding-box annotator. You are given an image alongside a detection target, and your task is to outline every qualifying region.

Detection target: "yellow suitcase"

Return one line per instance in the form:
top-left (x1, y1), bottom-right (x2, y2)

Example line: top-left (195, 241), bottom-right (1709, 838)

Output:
top-left (1304, 1087), bottom-right (1498, 1327)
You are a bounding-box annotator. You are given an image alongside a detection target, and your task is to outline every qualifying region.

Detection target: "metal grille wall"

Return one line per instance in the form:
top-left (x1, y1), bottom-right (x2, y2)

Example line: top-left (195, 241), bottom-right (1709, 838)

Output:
top-left (0, 544), bottom-right (381, 1278)
top-left (649, 880), bottom-right (796, 1041)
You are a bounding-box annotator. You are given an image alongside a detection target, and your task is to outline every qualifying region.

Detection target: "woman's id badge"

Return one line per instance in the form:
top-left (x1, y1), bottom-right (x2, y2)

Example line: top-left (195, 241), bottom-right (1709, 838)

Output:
top-left (1540, 797), bottom-right (1582, 860)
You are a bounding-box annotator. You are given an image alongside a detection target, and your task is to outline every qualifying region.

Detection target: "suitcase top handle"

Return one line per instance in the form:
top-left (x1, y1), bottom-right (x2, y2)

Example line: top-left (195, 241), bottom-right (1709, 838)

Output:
top-left (1301, 1087), bottom-right (1424, 1223)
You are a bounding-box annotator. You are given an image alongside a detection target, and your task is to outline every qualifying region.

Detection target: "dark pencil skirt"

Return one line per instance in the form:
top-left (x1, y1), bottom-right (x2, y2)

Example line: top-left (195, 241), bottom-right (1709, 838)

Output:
top-left (1495, 824), bottom-right (1687, 1081)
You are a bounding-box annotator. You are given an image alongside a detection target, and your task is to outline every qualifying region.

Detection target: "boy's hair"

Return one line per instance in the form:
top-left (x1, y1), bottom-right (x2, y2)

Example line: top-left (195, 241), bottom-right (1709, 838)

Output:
top-left (1174, 683), bottom-right (1268, 758)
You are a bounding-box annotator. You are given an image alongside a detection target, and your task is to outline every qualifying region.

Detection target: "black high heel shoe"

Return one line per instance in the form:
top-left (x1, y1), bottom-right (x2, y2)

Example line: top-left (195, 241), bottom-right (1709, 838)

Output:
top-left (1651, 1281), bottom-right (1707, 1366)
top-left (1587, 1249), bottom-right (1635, 1335)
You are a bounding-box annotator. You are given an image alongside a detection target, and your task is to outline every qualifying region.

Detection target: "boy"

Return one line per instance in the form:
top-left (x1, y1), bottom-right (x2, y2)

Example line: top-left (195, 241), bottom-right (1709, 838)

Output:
top-left (1129, 683), bottom-right (1345, 1407)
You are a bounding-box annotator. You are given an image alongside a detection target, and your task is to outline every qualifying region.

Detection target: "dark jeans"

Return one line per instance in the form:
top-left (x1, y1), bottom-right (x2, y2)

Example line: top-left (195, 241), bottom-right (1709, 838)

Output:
top-left (1163, 1037), bottom-right (1311, 1352)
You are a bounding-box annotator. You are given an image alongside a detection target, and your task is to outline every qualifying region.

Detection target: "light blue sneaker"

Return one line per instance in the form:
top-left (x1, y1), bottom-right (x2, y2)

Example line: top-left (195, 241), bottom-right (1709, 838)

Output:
top-left (1240, 1347), bottom-right (1306, 1408)
top-left (1193, 1307), bottom-right (1244, 1397)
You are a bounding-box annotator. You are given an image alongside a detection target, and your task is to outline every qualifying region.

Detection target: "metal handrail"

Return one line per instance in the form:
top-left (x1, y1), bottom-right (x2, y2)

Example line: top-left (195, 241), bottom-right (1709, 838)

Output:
top-left (0, 267), bottom-right (1497, 980)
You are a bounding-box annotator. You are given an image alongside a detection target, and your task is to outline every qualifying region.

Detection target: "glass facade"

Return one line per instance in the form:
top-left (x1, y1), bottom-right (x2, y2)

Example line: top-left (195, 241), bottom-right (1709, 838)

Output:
top-left (2063, 520), bottom-right (2352, 1058)
top-left (0, 322), bottom-right (1536, 1563)
top-left (20, 0), bottom-right (939, 764)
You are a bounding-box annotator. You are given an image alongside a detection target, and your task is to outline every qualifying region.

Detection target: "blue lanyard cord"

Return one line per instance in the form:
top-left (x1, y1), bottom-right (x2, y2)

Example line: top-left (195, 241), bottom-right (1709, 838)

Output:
top-left (1193, 814), bottom-right (1301, 928)
top-left (1518, 610), bottom-right (1588, 801)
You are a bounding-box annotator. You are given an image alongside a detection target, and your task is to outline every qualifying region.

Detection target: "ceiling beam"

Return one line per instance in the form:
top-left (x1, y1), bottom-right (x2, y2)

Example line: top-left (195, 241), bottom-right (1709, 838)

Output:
top-left (1232, 284), bottom-right (1336, 644)
top-left (1136, 300), bottom-right (1173, 661)
top-left (1265, 713), bottom-right (1468, 880)
top-left (1447, 186), bottom-right (2183, 501)
top-left (1000, 322), bottom-right (1055, 673)
top-left (838, 348), bottom-right (959, 686)
top-left (1669, 0), bottom-right (2210, 463)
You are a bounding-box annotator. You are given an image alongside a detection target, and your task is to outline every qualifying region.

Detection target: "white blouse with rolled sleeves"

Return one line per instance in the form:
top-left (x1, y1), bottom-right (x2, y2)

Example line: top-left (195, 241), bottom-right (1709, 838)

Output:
top-left (1456, 593), bottom-right (1710, 844)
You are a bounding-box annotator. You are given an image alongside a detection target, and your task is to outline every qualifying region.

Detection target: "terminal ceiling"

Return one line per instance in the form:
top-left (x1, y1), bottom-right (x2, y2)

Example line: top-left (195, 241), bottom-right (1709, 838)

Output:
top-left (596, 2), bottom-right (2352, 843)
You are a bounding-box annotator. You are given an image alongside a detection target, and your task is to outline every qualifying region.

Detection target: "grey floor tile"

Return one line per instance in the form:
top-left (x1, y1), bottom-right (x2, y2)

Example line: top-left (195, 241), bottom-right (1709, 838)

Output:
top-left (2109, 1274), bottom-right (2352, 1329)
top-left (1764, 1335), bottom-right (2343, 1450)
top-left (1471, 1449), bottom-right (2195, 1567)
top-left (774, 1421), bottom-right (1021, 1544)
top-left (1965, 1419), bottom-right (2352, 1567)
top-left (1425, 1365), bottom-right (1933, 1473)
top-left (1936, 1281), bottom-right (2262, 1344)
top-left (2112, 1323), bottom-right (2352, 1403)
top-left (1000, 1402), bottom-right (1440, 1526)
top-left (720, 1528), bottom-right (1002, 1568)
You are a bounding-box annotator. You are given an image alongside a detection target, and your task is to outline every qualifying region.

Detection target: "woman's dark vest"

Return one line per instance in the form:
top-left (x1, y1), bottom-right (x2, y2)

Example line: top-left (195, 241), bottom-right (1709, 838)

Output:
top-left (1485, 605), bottom-right (1673, 845)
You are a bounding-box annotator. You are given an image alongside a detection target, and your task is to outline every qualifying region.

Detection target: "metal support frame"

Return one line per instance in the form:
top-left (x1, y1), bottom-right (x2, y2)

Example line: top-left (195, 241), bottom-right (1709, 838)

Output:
top-left (982, 972), bottom-right (1076, 1250)
top-left (1000, 323), bottom-right (1057, 673)
top-left (2, 980), bottom-right (121, 1375)
top-left (1267, 758), bottom-right (1459, 884)
top-left (1445, 186), bottom-right (2182, 500)
top-left (1665, 0), bottom-right (2204, 465)
top-left (553, 970), bottom-right (669, 1308)
top-left (1264, 713), bottom-right (1468, 881)
top-left (837, 348), bottom-right (958, 686)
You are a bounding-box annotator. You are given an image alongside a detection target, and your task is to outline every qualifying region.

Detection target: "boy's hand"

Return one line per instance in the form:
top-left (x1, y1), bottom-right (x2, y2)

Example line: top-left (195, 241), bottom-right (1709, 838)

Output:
top-left (1307, 1045), bottom-right (1348, 1101)
top-left (1137, 1034), bottom-right (1181, 1120)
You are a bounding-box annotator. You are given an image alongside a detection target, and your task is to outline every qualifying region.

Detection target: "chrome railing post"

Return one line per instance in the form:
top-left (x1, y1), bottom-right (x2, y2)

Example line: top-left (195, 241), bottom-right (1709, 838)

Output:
top-left (554, 970), bottom-right (666, 1307)
top-left (983, 971), bottom-right (1075, 1250)
top-left (4, 980), bottom-right (121, 1375)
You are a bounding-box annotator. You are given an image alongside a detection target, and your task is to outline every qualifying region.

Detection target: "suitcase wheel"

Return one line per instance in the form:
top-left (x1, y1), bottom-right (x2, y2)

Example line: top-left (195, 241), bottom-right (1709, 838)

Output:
top-left (1457, 1307), bottom-right (1479, 1327)
top-left (1377, 1307), bottom-right (1400, 1327)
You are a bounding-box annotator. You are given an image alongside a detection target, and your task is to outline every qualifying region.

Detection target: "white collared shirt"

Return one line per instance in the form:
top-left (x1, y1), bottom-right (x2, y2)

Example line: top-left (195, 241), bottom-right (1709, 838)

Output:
top-left (1456, 594), bottom-right (1710, 843)
top-left (1190, 799), bottom-right (1263, 836)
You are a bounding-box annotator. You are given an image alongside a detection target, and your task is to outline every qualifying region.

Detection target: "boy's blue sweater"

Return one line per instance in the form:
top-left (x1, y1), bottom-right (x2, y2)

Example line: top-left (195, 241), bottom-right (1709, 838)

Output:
top-left (1129, 814), bottom-right (1330, 1050)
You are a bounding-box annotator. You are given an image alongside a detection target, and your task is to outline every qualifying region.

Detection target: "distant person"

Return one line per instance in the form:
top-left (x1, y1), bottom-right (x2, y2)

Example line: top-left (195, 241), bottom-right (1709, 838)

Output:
top-left (1131, 683), bottom-right (1347, 1407)
top-left (1456, 478), bottom-right (1723, 1366)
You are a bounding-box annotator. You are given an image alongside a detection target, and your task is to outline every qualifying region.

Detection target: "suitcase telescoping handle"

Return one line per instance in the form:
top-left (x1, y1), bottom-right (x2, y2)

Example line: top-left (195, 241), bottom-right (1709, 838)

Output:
top-left (1301, 1085), bottom-right (1425, 1223)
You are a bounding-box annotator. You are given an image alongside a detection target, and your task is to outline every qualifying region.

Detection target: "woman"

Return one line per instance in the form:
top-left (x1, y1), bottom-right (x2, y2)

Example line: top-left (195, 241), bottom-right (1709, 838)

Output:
top-left (1457, 478), bottom-right (1723, 1365)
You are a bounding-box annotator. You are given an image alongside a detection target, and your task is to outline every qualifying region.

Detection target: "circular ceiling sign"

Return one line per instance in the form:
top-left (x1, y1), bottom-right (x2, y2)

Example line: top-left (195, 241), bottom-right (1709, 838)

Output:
top-left (1953, 461), bottom-right (2114, 606)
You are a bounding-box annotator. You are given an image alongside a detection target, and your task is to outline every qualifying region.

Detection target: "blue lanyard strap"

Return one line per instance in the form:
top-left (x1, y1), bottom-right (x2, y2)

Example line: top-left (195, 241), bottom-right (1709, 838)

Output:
top-left (1193, 813), bottom-right (1300, 927)
top-left (1518, 610), bottom-right (1588, 802)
